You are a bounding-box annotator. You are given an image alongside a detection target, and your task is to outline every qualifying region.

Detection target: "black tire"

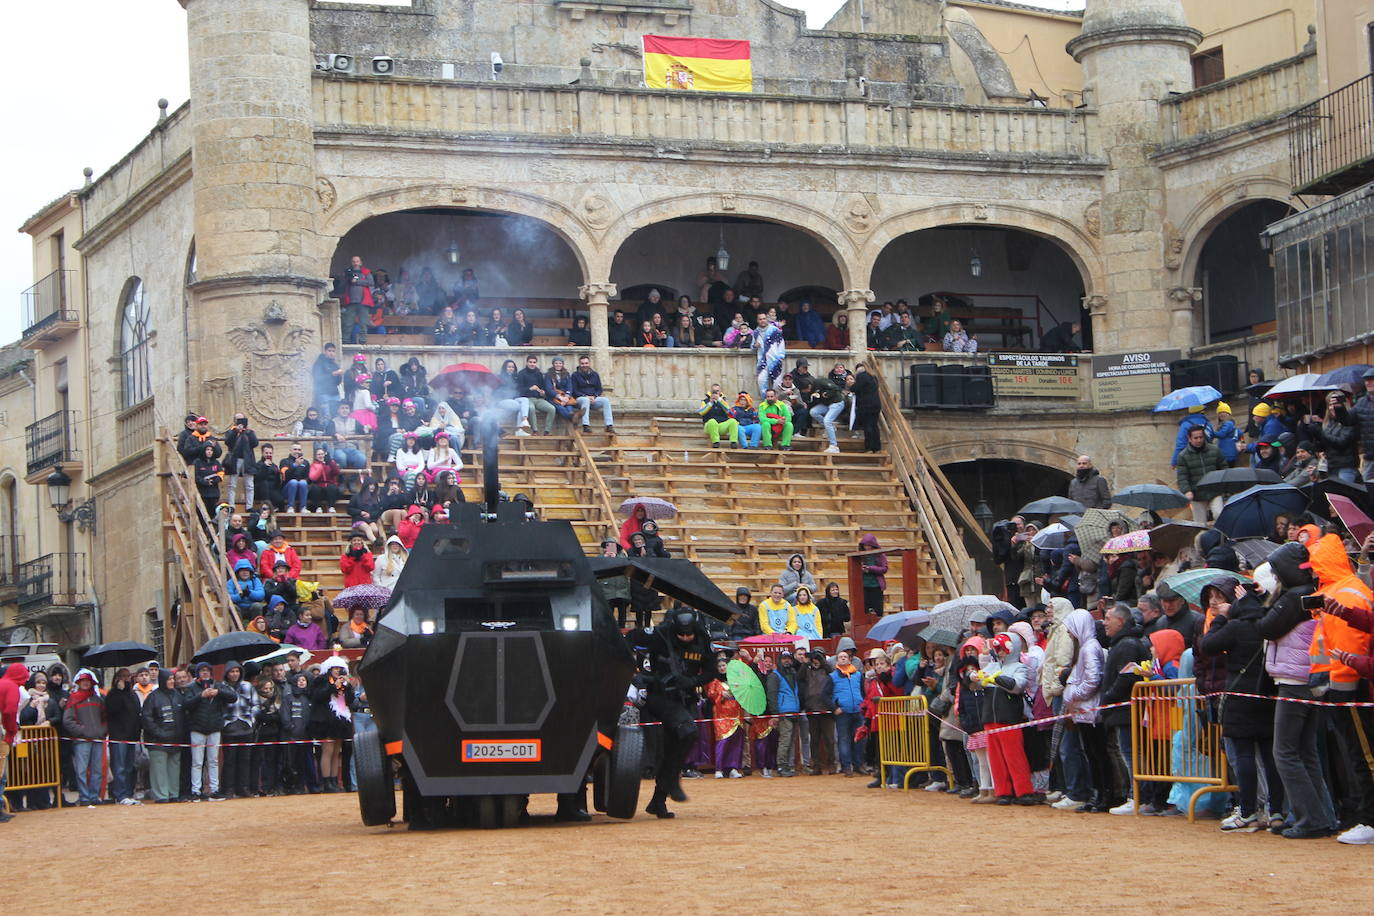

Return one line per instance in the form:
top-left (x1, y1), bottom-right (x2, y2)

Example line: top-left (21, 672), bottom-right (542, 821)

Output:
top-left (603, 723), bottom-right (644, 820)
top-left (354, 719), bottom-right (396, 827)
top-left (591, 755), bottom-right (608, 813)
top-left (476, 794), bottom-right (498, 829)
top-left (500, 794), bottom-right (522, 828)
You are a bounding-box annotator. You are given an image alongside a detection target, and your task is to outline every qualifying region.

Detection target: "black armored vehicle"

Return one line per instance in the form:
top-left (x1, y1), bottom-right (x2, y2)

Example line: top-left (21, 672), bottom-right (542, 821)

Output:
top-left (352, 467), bottom-right (735, 829)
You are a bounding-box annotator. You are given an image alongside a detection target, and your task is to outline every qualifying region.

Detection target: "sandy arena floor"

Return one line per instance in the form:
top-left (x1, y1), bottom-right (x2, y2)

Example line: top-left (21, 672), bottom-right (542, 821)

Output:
top-left (13, 776), bottom-right (1368, 913)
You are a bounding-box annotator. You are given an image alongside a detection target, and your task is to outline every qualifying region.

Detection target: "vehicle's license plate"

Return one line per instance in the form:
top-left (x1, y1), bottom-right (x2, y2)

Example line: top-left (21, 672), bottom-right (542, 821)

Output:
top-left (461, 739), bottom-right (542, 762)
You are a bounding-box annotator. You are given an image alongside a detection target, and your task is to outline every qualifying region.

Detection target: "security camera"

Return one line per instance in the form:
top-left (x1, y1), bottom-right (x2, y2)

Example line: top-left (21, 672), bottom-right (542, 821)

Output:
top-left (491, 52), bottom-right (503, 78)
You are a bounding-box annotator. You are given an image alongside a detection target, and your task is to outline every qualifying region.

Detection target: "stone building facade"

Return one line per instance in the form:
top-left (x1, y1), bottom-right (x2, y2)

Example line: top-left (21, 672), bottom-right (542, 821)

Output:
top-left (7, 0), bottom-right (1331, 649)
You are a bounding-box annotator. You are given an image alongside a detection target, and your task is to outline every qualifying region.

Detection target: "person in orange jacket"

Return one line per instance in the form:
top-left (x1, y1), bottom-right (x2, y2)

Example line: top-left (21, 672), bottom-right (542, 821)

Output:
top-left (1304, 529), bottom-right (1374, 840)
top-left (339, 533), bottom-right (376, 588)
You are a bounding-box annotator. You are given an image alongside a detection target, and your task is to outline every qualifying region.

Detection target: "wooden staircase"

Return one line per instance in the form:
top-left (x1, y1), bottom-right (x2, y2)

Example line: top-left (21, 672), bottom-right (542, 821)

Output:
top-left (582, 417), bottom-right (950, 610)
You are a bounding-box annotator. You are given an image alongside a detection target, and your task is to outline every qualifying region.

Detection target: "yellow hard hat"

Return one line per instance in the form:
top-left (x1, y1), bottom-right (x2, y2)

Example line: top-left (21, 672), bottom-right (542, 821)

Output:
top-left (1252, 402), bottom-right (1272, 417)
top-left (1216, 401), bottom-right (1231, 415)
top-left (1187, 405), bottom-right (1205, 414)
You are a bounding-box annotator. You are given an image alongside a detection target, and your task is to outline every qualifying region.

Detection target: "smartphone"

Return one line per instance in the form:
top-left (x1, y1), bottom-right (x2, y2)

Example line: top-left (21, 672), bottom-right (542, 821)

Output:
top-left (1301, 594), bottom-right (1324, 616)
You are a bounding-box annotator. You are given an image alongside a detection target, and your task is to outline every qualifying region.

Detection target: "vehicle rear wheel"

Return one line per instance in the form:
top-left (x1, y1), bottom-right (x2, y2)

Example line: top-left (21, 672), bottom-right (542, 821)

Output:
top-left (354, 719), bottom-right (396, 827)
top-left (500, 794), bottom-right (522, 828)
top-left (603, 723), bottom-right (644, 820)
top-left (476, 794), bottom-right (498, 829)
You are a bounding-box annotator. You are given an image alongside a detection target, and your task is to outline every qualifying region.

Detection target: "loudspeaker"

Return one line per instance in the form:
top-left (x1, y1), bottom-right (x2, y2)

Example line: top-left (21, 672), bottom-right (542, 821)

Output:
top-left (911, 364), bottom-right (941, 408)
top-left (371, 56), bottom-right (395, 75)
top-left (939, 364), bottom-right (967, 406)
top-left (963, 365), bottom-right (994, 407)
top-left (327, 53), bottom-right (354, 73)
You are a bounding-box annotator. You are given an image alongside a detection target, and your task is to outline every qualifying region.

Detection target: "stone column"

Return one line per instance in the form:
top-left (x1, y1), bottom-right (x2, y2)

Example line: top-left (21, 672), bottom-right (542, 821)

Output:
top-left (182, 0), bottom-right (325, 433)
top-left (1167, 287), bottom-right (1202, 351)
top-left (1067, 1), bottom-right (1200, 353)
top-left (839, 289), bottom-right (875, 361)
top-left (580, 282), bottom-right (617, 369)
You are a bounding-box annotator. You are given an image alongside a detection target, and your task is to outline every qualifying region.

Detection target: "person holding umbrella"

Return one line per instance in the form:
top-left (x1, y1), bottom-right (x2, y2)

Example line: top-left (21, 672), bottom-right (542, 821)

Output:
top-left (704, 658), bottom-right (745, 779)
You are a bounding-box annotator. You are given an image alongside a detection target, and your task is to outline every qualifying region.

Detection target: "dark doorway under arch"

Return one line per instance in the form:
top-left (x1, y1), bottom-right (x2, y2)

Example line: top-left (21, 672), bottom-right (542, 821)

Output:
top-left (1196, 200), bottom-right (1293, 343)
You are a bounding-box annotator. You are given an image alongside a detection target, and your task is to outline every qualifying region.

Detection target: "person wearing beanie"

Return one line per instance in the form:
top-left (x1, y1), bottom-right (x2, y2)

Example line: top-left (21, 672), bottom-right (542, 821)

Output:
top-left (1246, 401), bottom-right (1287, 459)
top-left (1171, 403), bottom-right (1214, 467)
top-left (62, 668), bottom-right (108, 806)
top-left (1212, 402), bottom-right (1242, 465)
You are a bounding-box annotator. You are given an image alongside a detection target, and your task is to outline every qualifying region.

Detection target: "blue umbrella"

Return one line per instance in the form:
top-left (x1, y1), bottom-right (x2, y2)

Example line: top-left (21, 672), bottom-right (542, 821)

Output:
top-left (866, 610), bottom-right (930, 649)
top-left (1154, 386), bottom-right (1222, 412)
top-left (1214, 483), bottom-right (1309, 539)
top-left (1316, 364), bottom-right (1373, 392)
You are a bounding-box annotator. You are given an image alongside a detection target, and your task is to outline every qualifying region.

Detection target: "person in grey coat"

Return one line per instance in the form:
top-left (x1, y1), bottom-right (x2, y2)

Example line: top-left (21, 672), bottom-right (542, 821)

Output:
top-left (778, 553), bottom-right (816, 604)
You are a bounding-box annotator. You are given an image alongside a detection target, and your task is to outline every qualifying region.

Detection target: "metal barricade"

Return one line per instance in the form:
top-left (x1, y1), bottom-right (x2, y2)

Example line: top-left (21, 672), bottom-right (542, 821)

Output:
top-left (876, 695), bottom-right (950, 790)
top-left (1130, 678), bottom-right (1235, 822)
top-left (3, 725), bottom-right (63, 810)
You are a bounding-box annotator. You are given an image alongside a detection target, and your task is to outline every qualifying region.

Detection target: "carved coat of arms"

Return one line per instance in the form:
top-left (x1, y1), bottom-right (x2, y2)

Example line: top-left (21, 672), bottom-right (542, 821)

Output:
top-left (227, 305), bottom-right (316, 428)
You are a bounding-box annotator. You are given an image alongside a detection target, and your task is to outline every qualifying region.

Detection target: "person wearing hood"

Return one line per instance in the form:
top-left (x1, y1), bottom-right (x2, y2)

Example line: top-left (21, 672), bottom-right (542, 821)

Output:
top-left (225, 532), bottom-right (257, 570)
top-left (1058, 608), bottom-right (1110, 812)
top-left (280, 669), bottom-right (317, 794)
top-left (62, 668), bottom-right (108, 806)
top-left (1009, 620), bottom-right (1052, 795)
top-left (978, 632), bottom-right (1037, 804)
top-left (778, 553), bottom-right (816, 605)
top-left (792, 586), bottom-right (824, 639)
top-left (956, 637), bottom-right (994, 802)
top-left (858, 534), bottom-right (888, 618)
top-left (140, 668), bottom-right (188, 803)
top-left (799, 649), bottom-right (836, 775)
top-left (1096, 605), bottom-right (1151, 815)
top-left (227, 558), bottom-right (267, 616)
top-left (1197, 577), bottom-right (1284, 832)
top-left (1066, 456), bottom-right (1112, 509)
top-left (310, 659), bottom-right (356, 793)
top-left (219, 661), bottom-right (259, 799)
top-left (251, 675), bottom-right (284, 796)
top-left (816, 582), bottom-right (850, 638)
top-left (596, 539), bottom-right (632, 628)
top-left (185, 661), bottom-right (235, 801)
top-left (0, 664), bottom-right (30, 818)
top-left (374, 534), bottom-right (409, 590)
top-left (1304, 389), bottom-right (1360, 483)
top-left (638, 518), bottom-right (669, 557)
top-left (1195, 528), bottom-right (1239, 572)
top-left (104, 668), bottom-right (142, 805)
top-left (728, 586), bottom-right (760, 639)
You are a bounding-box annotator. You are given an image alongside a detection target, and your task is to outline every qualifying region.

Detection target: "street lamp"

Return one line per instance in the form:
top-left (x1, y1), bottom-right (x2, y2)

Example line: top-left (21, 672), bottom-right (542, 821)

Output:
top-left (446, 238), bottom-right (460, 265)
top-left (46, 466), bottom-right (97, 533)
top-left (714, 225), bottom-right (731, 272)
top-left (972, 462), bottom-right (994, 536)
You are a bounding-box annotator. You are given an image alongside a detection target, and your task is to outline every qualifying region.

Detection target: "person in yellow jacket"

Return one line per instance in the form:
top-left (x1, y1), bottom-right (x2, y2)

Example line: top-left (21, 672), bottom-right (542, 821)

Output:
top-left (759, 584), bottom-right (795, 635)
top-left (792, 586), bottom-right (824, 639)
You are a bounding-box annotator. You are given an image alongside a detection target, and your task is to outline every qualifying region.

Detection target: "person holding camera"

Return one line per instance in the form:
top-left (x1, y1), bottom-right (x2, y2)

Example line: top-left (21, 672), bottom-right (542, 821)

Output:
top-left (223, 413), bottom-right (259, 510)
top-left (309, 659), bottom-right (355, 793)
top-left (340, 255), bottom-right (375, 345)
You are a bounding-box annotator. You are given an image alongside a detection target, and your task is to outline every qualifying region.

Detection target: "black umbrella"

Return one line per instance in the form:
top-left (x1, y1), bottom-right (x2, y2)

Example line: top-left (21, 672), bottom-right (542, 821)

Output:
top-left (1245, 382), bottom-right (1273, 401)
top-left (1193, 467), bottom-right (1282, 500)
top-left (1298, 477), bottom-right (1372, 519)
top-left (1017, 496), bottom-right (1086, 516)
top-left (1113, 484), bottom-right (1189, 512)
top-left (192, 631), bottom-right (278, 666)
top-left (1233, 538), bottom-right (1281, 569)
top-left (590, 557), bottom-right (737, 623)
top-left (83, 641), bottom-right (158, 669)
top-left (1147, 520), bottom-right (1210, 558)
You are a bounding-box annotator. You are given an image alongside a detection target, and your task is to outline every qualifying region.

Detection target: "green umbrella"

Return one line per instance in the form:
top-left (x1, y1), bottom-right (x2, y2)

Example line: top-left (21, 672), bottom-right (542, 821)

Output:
top-left (1074, 508), bottom-right (1134, 564)
top-left (726, 659), bottom-right (766, 716)
top-left (1160, 567), bottom-right (1254, 609)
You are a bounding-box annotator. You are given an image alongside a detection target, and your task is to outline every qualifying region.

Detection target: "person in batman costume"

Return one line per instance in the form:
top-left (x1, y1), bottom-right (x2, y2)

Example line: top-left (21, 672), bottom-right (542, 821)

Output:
top-left (628, 609), bottom-right (716, 818)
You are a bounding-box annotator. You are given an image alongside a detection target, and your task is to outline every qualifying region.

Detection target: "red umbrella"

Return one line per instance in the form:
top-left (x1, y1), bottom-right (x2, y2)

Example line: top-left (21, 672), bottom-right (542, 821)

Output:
top-left (1328, 494), bottom-right (1374, 547)
top-left (430, 362), bottom-right (499, 396)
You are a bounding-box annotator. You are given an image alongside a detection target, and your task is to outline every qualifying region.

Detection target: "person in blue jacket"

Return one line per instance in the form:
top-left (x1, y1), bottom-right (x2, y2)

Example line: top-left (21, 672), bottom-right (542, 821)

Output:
top-left (1212, 402), bottom-right (1242, 466)
top-left (1171, 405), bottom-right (1213, 467)
top-left (830, 648), bottom-right (866, 777)
top-left (227, 558), bottom-right (266, 616)
top-left (1245, 402), bottom-right (1287, 463)
top-left (766, 652), bottom-right (803, 777)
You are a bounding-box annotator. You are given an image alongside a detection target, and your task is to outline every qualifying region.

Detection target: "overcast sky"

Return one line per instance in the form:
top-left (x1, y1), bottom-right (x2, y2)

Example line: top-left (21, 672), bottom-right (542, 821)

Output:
top-left (0, 0), bottom-right (1083, 345)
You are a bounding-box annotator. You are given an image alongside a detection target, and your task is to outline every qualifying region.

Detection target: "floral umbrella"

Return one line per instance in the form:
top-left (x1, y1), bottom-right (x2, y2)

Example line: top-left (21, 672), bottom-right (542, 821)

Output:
top-left (1101, 529), bottom-right (1151, 556)
top-left (619, 496), bottom-right (678, 520)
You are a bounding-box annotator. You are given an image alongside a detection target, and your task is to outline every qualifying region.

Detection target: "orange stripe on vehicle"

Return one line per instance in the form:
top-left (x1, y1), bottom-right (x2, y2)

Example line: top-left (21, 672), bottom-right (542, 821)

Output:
top-left (385, 741), bottom-right (402, 755)
top-left (597, 732), bottom-right (613, 750)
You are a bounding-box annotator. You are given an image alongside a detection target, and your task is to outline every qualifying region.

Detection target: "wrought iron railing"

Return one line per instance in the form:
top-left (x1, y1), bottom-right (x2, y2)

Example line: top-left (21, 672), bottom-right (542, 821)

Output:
top-left (25, 410), bottom-right (79, 476)
top-left (15, 552), bottom-right (88, 609)
top-left (1289, 72), bottom-right (1374, 195)
top-left (20, 269), bottom-right (76, 338)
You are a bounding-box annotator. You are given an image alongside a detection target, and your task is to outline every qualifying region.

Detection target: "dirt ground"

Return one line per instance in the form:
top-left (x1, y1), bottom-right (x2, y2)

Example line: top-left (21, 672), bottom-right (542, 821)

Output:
top-left (13, 776), bottom-right (1369, 913)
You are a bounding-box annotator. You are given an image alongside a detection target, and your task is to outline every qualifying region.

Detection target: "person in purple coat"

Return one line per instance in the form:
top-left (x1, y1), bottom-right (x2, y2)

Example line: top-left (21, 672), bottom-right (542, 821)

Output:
top-left (288, 608), bottom-right (327, 651)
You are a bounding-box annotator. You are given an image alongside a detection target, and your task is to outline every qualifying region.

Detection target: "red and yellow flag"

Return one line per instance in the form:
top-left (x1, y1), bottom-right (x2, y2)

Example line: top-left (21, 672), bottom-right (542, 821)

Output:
top-left (642, 35), bottom-right (752, 93)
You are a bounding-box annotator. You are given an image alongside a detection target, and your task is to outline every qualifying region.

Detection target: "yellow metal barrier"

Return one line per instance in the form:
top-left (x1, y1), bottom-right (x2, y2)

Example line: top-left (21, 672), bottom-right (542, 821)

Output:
top-left (876, 695), bottom-right (951, 790)
top-left (1130, 678), bottom-right (1235, 822)
top-left (2, 725), bottom-right (63, 811)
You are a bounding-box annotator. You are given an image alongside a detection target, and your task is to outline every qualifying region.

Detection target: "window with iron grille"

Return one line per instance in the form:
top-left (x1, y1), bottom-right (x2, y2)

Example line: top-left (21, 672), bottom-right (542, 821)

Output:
top-left (119, 277), bottom-right (152, 409)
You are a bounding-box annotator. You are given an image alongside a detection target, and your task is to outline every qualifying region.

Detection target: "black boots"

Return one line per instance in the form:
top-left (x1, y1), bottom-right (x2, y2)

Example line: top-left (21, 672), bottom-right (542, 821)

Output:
top-left (645, 789), bottom-right (675, 819)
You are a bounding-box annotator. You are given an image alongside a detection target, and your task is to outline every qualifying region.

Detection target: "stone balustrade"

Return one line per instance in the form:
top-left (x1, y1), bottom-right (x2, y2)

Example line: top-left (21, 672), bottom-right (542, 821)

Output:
top-left (313, 77), bottom-right (1099, 160)
top-left (1160, 49), bottom-right (1317, 146)
top-left (82, 102), bottom-right (192, 230)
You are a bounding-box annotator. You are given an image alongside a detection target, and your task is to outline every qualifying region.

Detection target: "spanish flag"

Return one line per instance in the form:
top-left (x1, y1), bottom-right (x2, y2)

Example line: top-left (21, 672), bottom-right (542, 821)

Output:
top-left (642, 35), bottom-right (752, 93)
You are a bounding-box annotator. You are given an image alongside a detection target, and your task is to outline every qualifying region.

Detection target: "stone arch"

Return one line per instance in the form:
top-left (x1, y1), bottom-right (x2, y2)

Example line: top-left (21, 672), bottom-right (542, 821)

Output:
top-left (599, 193), bottom-right (859, 289)
top-left (858, 203), bottom-right (1104, 297)
top-left (319, 183), bottom-right (596, 284)
top-left (1176, 178), bottom-right (1292, 286)
top-left (926, 437), bottom-right (1080, 472)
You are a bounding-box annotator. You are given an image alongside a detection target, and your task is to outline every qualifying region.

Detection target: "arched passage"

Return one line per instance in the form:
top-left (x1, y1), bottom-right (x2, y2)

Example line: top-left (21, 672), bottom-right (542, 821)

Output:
top-left (1191, 199), bottom-right (1293, 343)
top-left (870, 225), bottom-right (1088, 350)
